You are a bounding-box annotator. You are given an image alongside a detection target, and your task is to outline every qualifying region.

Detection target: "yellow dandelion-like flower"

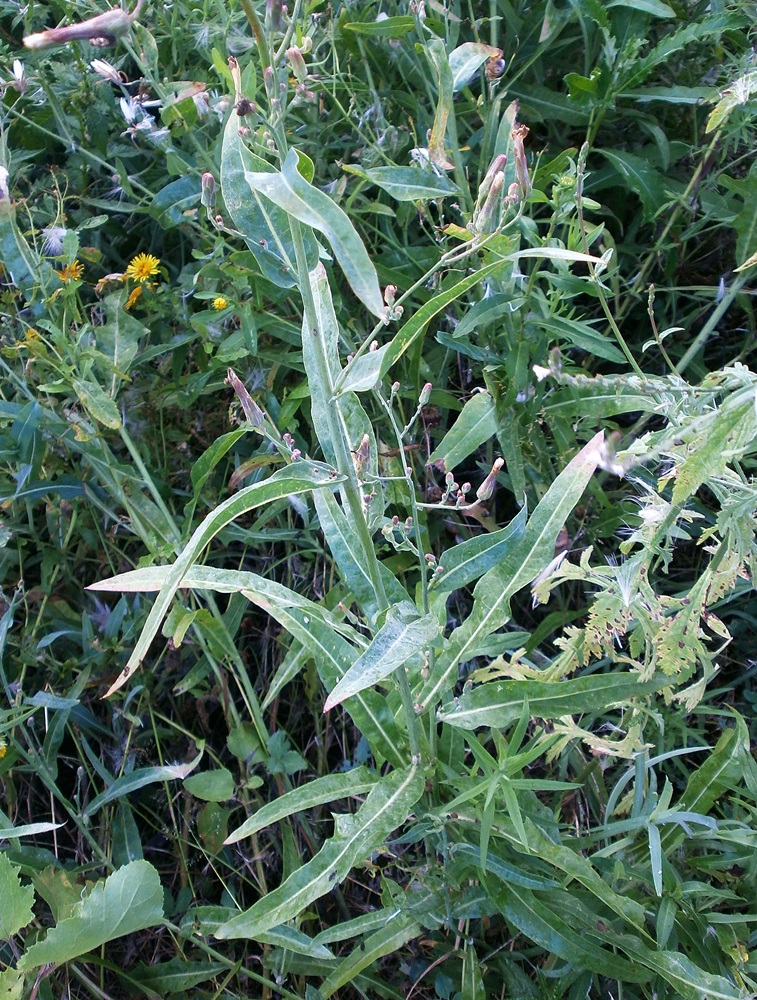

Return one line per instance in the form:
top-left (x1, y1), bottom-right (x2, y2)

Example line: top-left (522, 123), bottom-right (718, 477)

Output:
top-left (54, 260), bottom-right (84, 282)
top-left (125, 253), bottom-right (161, 283)
top-left (124, 286), bottom-right (143, 311)
top-left (0, 740), bottom-right (7, 760)
top-left (212, 296), bottom-right (228, 310)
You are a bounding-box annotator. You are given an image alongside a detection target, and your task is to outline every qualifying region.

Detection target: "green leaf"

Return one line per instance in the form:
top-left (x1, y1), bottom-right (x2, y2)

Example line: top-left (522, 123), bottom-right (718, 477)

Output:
top-left (225, 768), bottom-right (378, 844)
top-left (342, 16), bottom-right (415, 37)
top-left (130, 958), bottom-right (228, 995)
top-left (97, 291), bottom-right (149, 392)
top-left (0, 968), bottom-right (23, 1000)
top-left (427, 391), bottom-right (498, 472)
top-left (489, 883), bottom-right (649, 982)
top-left (672, 391), bottom-right (757, 505)
top-left (607, 0), bottom-right (674, 15)
top-left (184, 768), bottom-right (235, 802)
top-left (19, 861), bottom-right (164, 970)
top-left (72, 378), bottom-right (121, 430)
top-left (149, 175), bottom-right (201, 228)
top-left (89, 460), bottom-right (345, 696)
top-left (215, 765), bottom-right (423, 939)
top-left (419, 431), bottom-right (605, 708)
top-left (321, 914), bottom-right (422, 997)
top-left (425, 38), bottom-right (454, 170)
top-left (600, 150), bottom-right (668, 219)
top-left (323, 603), bottom-right (439, 711)
top-left (450, 843), bottom-right (559, 890)
top-left (607, 934), bottom-right (744, 999)
top-left (0, 820), bottom-right (65, 839)
top-left (439, 674), bottom-right (666, 729)
top-left (0, 853), bottom-right (35, 939)
top-left (461, 945), bottom-right (486, 1000)
top-left (335, 343), bottom-right (391, 395)
top-left (221, 110), bottom-right (312, 287)
top-left (535, 314), bottom-right (626, 363)
top-left (380, 264), bottom-right (504, 378)
top-left (660, 719), bottom-right (749, 853)
top-left (360, 166), bottom-right (460, 202)
top-left (189, 428), bottom-right (248, 498)
top-left (242, 149), bottom-right (383, 316)
top-left (83, 749), bottom-right (203, 818)
top-left (431, 506), bottom-right (527, 595)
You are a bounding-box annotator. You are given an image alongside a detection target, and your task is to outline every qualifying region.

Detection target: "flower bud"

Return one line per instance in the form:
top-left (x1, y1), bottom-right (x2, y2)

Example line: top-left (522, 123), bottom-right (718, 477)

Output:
top-left (225, 368), bottom-right (264, 428)
top-left (419, 382), bottom-right (432, 407)
top-left (286, 46), bottom-right (308, 84)
top-left (476, 457), bottom-right (505, 501)
top-left (476, 153), bottom-right (507, 204)
top-left (473, 171), bottom-right (505, 233)
top-left (24, 6), bottom-right (133, 48)
top-left (512, 123), bottom-right (531, 199)
top-left (201, 172), bottom-right (216, 209)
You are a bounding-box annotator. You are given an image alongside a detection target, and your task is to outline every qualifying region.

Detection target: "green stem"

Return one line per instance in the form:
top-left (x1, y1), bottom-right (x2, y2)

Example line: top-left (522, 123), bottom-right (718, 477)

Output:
top-left (674, 273), bottom-right (749, 376)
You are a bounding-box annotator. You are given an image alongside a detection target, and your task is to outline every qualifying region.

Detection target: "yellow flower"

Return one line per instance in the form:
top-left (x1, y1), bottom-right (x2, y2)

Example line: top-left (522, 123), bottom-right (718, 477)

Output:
top-left (54, 260), bottom-right (84, 282)
top-left (0, 740), bottom-right (6, 760)
top-left (125, 253), bottom-right (161, 283)
top-left (212, 296), bottom-right (228, 310)
top-left (124, 286), bottom-right (143, 310)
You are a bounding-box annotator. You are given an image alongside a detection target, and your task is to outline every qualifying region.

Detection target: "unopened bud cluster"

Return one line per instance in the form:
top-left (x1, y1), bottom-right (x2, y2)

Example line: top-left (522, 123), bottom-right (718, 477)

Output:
top-left (470, 124), bottom-right (531, 234)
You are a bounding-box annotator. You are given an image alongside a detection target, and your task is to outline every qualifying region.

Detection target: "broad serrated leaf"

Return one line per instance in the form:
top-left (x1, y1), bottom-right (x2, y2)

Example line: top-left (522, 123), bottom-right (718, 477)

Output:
top-left (671, 391), bottom-right (757, 505)
top-left (242, 150), bottom-right (383, 316)
top-left (215, 765), bottom-right (423, 938)
top-left (324, 603), bottom-right (439, 711)
top-left (0, 853), bottom-right (35, 939)
top-left (226, 768), bottom-right (378, 844)
top-left (19, 860), bottom-right (164, 970)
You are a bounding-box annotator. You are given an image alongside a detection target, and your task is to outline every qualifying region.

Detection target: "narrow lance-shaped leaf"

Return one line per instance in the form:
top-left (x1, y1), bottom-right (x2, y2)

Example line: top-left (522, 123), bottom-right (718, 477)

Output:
top-left (488, 882), bottom-right (649, 983)
top-left (221, 108), bottom-right (315, 287)
top-left (430, 505), bottom-right (527, 595)
top-left (427, 391), bottom-right (498, 473)
top-left (419, 431), bottom-right (605, 708)
top-left (19, 861), bottom-right (164, 970)
top-left (89, 460), bottom-right (344, 696)
top-left (324, 603), bottom-right (440, 711)
top-left (215, 764), bottom-right (424, 939)
top-left (438, 674), bottom-right (667, 730)
top-left (83, 748), bottom-right (203, 819)
top-left (225, 768), bottom-right (378, 844)
top-left (425, 37), bottom-right (454, 169)
top-left (243, 150), bottom-right (384, 316)
top-left (321, 914), bottom-right (422, 998)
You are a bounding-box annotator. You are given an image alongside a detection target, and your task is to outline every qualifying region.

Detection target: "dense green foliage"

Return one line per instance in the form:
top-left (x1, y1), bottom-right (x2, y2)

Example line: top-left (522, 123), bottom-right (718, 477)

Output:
top-left (1, 0), bottom-right (757, 996)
